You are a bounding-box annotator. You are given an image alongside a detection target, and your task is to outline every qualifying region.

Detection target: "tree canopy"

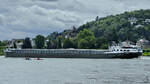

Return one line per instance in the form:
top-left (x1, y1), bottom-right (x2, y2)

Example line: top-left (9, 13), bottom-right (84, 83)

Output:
top-left (22, 37), bottom-right (32, 49)
top-left (77, 29), bottom-right (96, 49)
top-left (35, 35), bottom-right (45, 49)
top-left (32, 9), bottom-right (150, 49)
top-left (63, 38), bottom-right (74, 48)
top-left (77, 9), bottom-right (150, 42)
top-left (0, 41), bottom-right (7, 46)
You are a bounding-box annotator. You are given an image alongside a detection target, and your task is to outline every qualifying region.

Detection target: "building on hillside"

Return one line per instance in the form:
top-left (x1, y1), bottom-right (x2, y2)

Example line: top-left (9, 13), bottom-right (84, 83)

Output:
top-left (6, 39), bottom-right (24, 49)
top-left (135, 24), bottom-right (144, 28)
top-left (144, 19), bottom-right (150, 24)
top-left (136, 38), bottom-right (150, 49)
top-left (128, 17), bottom-right (137, 25)
top-left (64, 26), bottom-right (78, 38)
top-left (31, 39), bottom-right (36, 48)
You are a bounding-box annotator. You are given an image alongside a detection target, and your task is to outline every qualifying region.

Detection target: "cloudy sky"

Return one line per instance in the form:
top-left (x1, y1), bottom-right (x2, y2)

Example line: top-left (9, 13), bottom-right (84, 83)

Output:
top-left (0, 0), bottom-right (150, 40)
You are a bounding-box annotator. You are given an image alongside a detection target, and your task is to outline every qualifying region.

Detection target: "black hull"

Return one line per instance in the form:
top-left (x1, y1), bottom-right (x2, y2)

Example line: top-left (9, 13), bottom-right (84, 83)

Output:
top-left (111, 52), bottom-right (142, 59)
top-left (5, 51), bottom-right (142, 59)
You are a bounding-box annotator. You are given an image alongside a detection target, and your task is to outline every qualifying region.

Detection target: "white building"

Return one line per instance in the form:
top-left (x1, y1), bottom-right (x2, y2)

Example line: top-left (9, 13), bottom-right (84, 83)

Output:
top-left (128, 17), bottom-right (137, 25)
top-left (6, 39), bottom-right (24, 49)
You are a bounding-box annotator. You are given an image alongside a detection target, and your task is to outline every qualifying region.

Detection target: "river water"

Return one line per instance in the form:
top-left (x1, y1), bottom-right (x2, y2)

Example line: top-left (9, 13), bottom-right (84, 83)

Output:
top-left (0, 56), bottom-right (150, 84)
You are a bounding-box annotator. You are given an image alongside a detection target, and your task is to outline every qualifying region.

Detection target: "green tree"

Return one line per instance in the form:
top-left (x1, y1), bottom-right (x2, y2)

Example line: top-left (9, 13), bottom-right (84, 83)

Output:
top-left (72, 38), bottom-right (78, 48)
top-left (95, 37), bottom-right (108, 49)
top-left (63, 38), bottom-right (74, 48)
top-left (0, 41), bottom-right (1, 46)
top-left (56, 36), bottom-right (63, 48)
top-left (78, 36), bottom-right (95, 49)
top-left (22, 37), bottom-right (32, 49)
top-left (101, 44), bottom-right (108, 49)
top-left (77, 29), bottom-right (94, 40)
top-left (78, 39), bottom-right (89, 49)
top-left (35, 35), bottom-right (45, 49)
top-left (77, 29), bottom-right (95, 49)
top-left (0, 41), bottom-right (7, 46)
top-left (46, 38), bottom-right (52, 49)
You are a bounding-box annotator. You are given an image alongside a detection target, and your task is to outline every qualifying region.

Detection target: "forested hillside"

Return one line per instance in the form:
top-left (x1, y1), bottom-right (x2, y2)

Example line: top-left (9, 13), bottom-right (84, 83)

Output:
top-left (77, 9), bottom-right (150, 43)
top-left (35, 9), bottom-right (150, 49)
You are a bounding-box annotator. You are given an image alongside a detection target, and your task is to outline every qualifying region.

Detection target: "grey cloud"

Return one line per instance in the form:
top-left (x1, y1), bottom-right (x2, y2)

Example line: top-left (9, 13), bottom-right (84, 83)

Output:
top-left (39, 0), bottom-right (58, 1)
top-left (32, 0), bottom-right (59, 2)
top-left (0, 0), bottom-right (150, 40)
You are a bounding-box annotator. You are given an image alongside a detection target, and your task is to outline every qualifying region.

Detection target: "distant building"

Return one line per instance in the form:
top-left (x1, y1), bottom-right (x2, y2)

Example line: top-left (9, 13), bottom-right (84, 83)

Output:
top-left (6, 39), bottom-right (24, 49)
top-left (145, 19), bottom-right (150, 24)
top-left (64, 26), bottom-right (77, 38)
top-left (128, 17), bottom-right (137, 25)
top-left (31, 39), bottom-right (36, 47)
top-left (135, 24), bottom-right (144, 28)
top-left (136, 38), bottom-right (150, 49)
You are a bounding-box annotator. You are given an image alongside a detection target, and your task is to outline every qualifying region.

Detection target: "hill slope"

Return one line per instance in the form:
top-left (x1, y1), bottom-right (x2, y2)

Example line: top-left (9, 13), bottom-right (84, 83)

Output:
top-left (46, 9), bottom-right (150, 49)
top-left (75, 9), bottom-right (150, 42)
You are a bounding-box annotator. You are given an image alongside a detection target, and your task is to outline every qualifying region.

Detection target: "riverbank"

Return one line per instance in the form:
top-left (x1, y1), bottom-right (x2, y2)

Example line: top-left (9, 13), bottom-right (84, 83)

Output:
top-left (0, 46), bottom-right (6, 56)
top-left (143, 49), bottom-right (150, 56)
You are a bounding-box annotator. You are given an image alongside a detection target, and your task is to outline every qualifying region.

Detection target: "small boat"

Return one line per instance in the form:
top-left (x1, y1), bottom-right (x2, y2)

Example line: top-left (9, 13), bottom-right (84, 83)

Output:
top-left (36, 58), bottom-right (43, 60)
top-left (25, 57), bottom-right (31, 60)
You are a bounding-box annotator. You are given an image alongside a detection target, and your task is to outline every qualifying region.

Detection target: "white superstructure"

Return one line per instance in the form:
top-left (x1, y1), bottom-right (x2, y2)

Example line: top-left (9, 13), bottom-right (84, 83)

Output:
top-left (109, 43), bottom-right (143, 53)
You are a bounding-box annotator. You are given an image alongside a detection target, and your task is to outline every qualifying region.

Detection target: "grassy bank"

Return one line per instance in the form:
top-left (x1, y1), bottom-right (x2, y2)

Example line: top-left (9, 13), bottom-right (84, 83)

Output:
top-left (143, 49), bottom-right (150, 56)
top-left (0, 46), bottom-right (6, 56)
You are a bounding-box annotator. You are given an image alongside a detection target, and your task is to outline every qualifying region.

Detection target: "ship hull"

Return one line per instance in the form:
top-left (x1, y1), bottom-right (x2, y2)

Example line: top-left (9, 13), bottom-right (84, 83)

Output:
top-left (110, 52), bottom-right (142, 59)
top-left (4, 49), bottom-right (142, 59)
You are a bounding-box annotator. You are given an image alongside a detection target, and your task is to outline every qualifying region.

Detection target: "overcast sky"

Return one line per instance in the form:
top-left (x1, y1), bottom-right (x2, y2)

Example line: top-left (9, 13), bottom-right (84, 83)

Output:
top-left (0, 0), bottom-right (150, 40)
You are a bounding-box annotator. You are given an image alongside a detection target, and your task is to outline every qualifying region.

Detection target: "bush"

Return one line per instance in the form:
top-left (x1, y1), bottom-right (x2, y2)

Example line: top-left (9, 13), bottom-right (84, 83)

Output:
top-left (63, 38), bottom-right (74, 48)
top-left (0, 46), bottom-right (6, 56)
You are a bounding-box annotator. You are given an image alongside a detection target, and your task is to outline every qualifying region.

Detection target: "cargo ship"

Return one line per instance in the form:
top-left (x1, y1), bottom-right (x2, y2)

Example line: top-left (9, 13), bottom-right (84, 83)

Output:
top-left (4, 43), bottom-right (142, 59)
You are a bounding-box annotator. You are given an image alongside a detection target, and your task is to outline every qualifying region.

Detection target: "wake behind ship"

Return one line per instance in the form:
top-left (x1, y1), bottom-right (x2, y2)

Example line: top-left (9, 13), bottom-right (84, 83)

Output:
top-left (4, 42), bottom-right (143, 59)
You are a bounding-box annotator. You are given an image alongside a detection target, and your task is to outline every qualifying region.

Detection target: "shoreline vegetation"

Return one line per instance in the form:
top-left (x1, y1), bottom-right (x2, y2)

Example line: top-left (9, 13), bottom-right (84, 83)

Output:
top-left (143, 49), bottom-right (150, 56)
top-left (0, 46), bottom-right (6, 56)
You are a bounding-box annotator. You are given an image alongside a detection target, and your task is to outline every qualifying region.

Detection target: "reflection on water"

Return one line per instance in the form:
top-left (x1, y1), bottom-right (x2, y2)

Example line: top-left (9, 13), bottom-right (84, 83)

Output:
top-left (0, 56), bottom-right (150, 84)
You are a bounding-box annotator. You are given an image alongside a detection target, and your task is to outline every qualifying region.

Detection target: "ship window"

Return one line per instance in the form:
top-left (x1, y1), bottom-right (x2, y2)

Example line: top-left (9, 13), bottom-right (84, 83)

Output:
top-left (117, 49), bottom-right (119, 51)
top-left (120, 50), bottom-right (122, 51)
top-left (127, 50), bottom-right (130, 51)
